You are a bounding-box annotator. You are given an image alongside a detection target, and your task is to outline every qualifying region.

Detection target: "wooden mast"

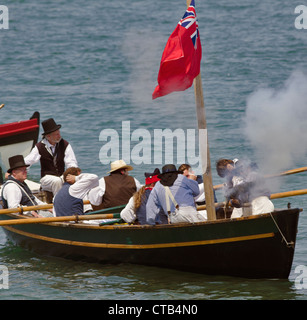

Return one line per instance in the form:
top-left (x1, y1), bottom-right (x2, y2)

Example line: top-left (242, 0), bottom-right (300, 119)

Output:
top-left (187, 0), bottom-right (216, 220)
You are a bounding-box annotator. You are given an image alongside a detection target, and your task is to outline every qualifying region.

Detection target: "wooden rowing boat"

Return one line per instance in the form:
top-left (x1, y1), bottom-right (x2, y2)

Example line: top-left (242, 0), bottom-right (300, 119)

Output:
top-left (0, 205), bottom-right (300, 279)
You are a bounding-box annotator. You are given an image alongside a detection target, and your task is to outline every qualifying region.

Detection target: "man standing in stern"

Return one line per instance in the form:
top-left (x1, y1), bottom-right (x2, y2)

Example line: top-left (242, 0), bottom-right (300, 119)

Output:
top-left (25, 118), bottom-right (78, 199)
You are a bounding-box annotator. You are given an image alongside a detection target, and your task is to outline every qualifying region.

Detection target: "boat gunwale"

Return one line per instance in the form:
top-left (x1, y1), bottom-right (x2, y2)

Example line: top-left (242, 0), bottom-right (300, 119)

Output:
top-left (1, 207), bottom-right (301, 230)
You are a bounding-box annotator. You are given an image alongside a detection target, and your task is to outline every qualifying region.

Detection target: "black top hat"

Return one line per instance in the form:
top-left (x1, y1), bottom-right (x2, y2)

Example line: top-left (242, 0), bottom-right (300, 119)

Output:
top-left (42, 118), bottom-right (61, 136)
top-left (7, 155), bottom-right (29, 173)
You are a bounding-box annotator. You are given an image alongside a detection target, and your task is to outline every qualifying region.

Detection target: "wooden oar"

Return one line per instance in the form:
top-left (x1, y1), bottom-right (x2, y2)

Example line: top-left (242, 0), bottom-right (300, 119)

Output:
top-left (0, 200), bottom-right (91, 215)
top-left (0, 212), bottom-right (121, 226)
top-left (0, 104), bottom-right (4, 110)
top-left (270, 189), bottom-right (307, 200)
top-left (197, 188), bottom-right (307, 211)
top-left (0, 204), bottom-right (53, 215)
top-left (2, 185), bottom-right (305, 222)
top-left (1, 189), bottom-right (305, 226)
top-left (213, 166), bottom-right (307, 190)
top-left (266, 167), bottom-right (307, 178)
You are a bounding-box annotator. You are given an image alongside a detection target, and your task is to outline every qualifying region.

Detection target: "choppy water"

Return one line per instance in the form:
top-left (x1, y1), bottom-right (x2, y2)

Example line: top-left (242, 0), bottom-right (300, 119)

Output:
top-left (1, 0), bottom-right (307, 301)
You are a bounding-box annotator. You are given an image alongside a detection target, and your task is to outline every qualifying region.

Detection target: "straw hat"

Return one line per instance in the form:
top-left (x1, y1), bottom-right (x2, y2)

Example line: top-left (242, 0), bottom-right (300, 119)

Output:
top-left (108, 160), bottom-right (133, 173)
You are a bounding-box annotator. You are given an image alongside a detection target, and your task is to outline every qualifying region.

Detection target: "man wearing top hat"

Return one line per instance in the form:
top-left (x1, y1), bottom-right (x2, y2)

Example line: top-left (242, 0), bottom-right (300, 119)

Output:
top-left (25, 118), bottom-right (78, 197)
top-left (1, 155), bottom-right (52, 217)
top-left (90, 159), bottom-right (142, 211)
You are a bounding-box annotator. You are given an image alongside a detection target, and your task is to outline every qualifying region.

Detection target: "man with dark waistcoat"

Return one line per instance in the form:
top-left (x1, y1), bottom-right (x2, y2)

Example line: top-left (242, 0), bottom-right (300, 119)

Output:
top-left (1, 155), bottom-right (52, 217)
top-left (91, 160), bottom-right (142, 211)
top-left (25, 118), bottom-right (78, 198)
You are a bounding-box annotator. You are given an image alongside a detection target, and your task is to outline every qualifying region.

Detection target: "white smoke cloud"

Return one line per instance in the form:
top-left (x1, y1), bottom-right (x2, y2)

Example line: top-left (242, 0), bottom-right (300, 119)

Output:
top-left (244, 70), bottom-right (307, 174)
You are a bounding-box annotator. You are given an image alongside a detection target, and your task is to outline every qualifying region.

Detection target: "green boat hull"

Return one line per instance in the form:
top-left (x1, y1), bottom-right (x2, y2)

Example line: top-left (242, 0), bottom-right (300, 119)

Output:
top-left (0, 208), bottom-right (300, 278)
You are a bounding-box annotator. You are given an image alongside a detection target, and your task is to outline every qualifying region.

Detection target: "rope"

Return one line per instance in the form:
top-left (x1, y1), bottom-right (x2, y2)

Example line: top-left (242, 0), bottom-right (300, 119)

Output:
top-left (269, 212), bottom-right (294, 248)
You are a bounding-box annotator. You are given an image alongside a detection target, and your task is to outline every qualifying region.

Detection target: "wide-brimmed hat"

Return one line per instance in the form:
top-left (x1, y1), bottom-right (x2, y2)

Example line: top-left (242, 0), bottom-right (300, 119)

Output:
top-left (158, 164), bottom-right (178, 178)
top-left (7, 155), bottom-right (29, 173)
top-left (158, 164), bottom-right (178, 186)
top-left (144, 168), bottom-right (160, 185)
top-left (108, 160), bottom-right (133, 173)
top-left (42, 118), bottom-right (61, 135)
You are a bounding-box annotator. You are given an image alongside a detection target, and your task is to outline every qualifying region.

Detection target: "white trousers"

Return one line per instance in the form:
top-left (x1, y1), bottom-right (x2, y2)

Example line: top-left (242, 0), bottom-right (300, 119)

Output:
top-left (40, 174), bottom-right (63, 196)
top-left (170, 206), bottom-right (207, 224)
top-left (231, 196), bottom-right (274, 218)
top-left (251, 196), bottom-right (274, 215)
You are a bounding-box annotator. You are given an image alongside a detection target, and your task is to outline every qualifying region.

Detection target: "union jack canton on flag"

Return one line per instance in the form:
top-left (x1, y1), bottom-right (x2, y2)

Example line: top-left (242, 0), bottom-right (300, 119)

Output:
top-left (179, 1), bottom-right (200, 49)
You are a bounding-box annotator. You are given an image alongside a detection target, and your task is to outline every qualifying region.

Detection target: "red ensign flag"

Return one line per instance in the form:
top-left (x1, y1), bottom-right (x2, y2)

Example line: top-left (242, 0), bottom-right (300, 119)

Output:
top-left (152, 0), bottom-right (202, 100)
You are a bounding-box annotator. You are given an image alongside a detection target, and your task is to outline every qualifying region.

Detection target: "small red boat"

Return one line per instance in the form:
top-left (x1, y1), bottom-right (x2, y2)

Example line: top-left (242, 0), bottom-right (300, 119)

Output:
top-left (0, 111), bottom-right (40, 178)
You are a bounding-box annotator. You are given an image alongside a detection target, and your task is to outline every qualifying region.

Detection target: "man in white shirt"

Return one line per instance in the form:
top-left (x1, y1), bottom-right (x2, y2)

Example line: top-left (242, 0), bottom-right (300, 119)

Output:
top-left (1, 155), bottom-right (52, 217)
top-left (25, 118), bottom-right (78, 197)
top-left (53, 167), bottom-right (102, 217)
top-left (91, 160), bottom-right (142, 211)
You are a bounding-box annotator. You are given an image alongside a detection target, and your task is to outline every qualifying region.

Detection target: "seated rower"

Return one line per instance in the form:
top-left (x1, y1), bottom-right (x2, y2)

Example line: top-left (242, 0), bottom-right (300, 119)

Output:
top-left (91, 160), bottom-right (142, 211)
top-left (216, 158), bottom-right (242, 218)
top-left (226, 160), bottom-right (274, 218)
top-left (53, 167), bottom-right (101, 217)
top-left (1, 155), bottom-right (53, 217)
top-left (178, 163), bottom-right (218, 205)
top-left (146, 164), bottom-right (206, 225)
top-left (216, 158), bottom-right (238, 189)
top-left (120, 168), bottom-right (168, 225)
